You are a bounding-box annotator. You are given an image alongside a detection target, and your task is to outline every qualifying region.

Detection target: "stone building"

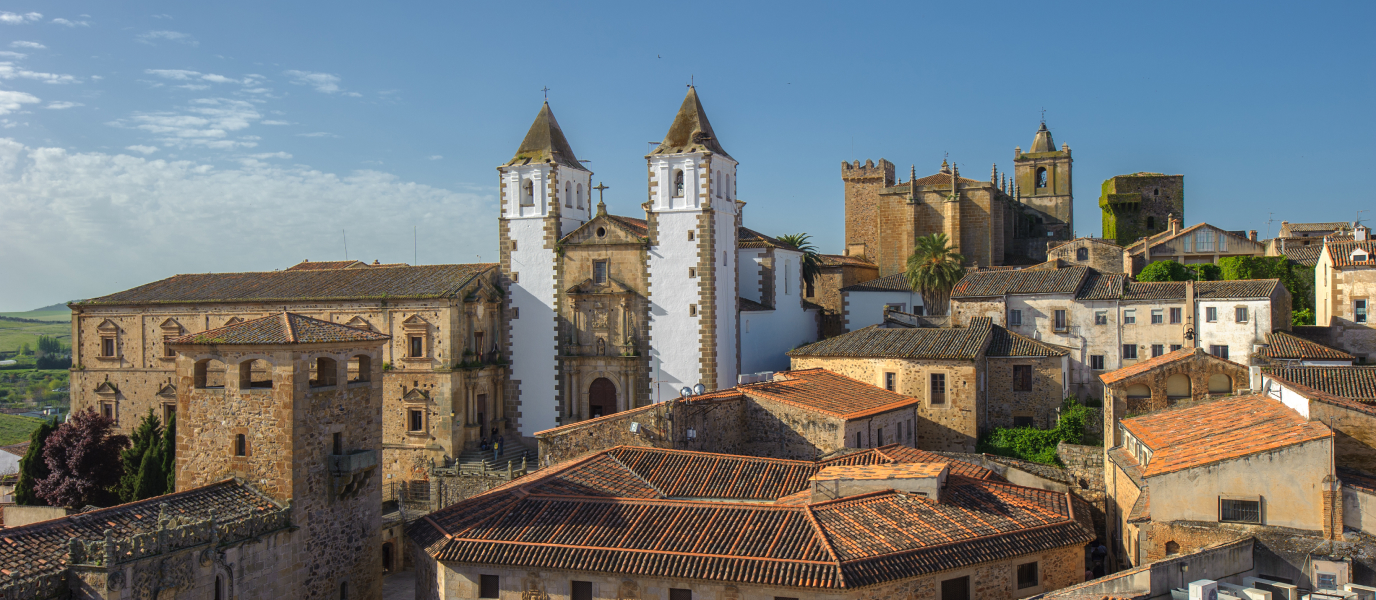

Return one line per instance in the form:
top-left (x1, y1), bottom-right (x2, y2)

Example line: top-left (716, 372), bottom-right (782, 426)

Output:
top-left (1315, 236), bottom-right (1376, 361)
top-left (1097, 348), bottom-right (1249, 452)
top-left (1099, 173), bottom-right (1184, 246)
top-left (1259, 330), bottom-right (1354, 366)
top-left (1106, 395), bottom-right (1334, 568)
top-left (409, 445), bottom-right (1094, 600)
top-left (787, 317), bottom-right (1069, 452)
top-left (841, 122), bottom-right (1073, 275)
top-left (67, 262), bottom-right (508, 485)
top-left (1123, 219), bottom-right (1264, 274)
top-left (1265, 221), bottom-right (1357, 267)
top-left (811, 253), bottom-right (879, 337)
top-left (0, 313), bottom-right (389, 600)
top-left (1259, 366), bottom-right (1376, 475)
top-left (1047, 237), bottom-right (1130, 274)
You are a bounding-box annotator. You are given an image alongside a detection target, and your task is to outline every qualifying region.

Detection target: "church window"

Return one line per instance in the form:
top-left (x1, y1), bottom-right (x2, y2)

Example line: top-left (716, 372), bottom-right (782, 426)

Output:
top-left (722, 251), bottom-right (727, 266)
top-left (564, 182), bottom-right (571, 208)
top-left (673, 170), bottom-right (685, 197)
top-left (1076, 247), bottom-right (1088, 261)
top-left (576, 183), bottom-right (583, 208)
top-left (715, 170), bottom-right (722, 198)
top-left (340, 582), bottom-right (349, 600)
top-left (521, 179), bottom-right (534, 206)
top-left (480, 575), bottom-right (500, 598)
top-left (1153, 188), bottom-right (1160, 196)
top-left (785, 259), bottom-right (792, 294)
top-left (725, 173), bottom-right (731, 199)
top-left (593, 261), bottom-right (608, 284)
top-left (1146, 216), bottom-right (1155, 230)
top-left (215, 576), bottom-right (223, 600)
top-left (1036, 167), bottom-right (1048, 188)
top-left (234, 434), bottom-right (247, 457)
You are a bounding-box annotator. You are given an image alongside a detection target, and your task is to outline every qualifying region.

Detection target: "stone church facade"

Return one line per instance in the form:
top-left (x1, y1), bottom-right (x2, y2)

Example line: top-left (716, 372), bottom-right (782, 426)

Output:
top-left (842, 122), bottom-right (1074, 275)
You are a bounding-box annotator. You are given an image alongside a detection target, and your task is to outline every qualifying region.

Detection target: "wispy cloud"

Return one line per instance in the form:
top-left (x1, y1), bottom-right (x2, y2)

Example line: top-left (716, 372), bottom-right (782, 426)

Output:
top-left (260, 120), bottom-right (291, 125)
top-left (0, 62), bottom-right (79, 84)
top-left (429, 155), bottom-right (443, 160)
top-left (110, 97), bottom-right (263, 149)
top-left (0, 12), bottom-right (42, 25)
top-left (137, 31), bottom-right (197, 46)
top-left (295, 131), bottom-right (338, 138)
top-left (125, 145), bottom-right (159, 154)
top-left (0, 90), bottom-right (40, 115)
top-left (0, 51), bottom-right (26, 60)
top-left (0, 138), bottom-right (493, 310)
top-left (45, 101), bottom-right (82, 110)
top-left (50, 18), bottom-right (90, 27)
top-left (10, 41), bottom-right (44, 49)
top-left (248, 151), bottom-right (291, 160)
top-left (283, 70), bottom-right (358, 96)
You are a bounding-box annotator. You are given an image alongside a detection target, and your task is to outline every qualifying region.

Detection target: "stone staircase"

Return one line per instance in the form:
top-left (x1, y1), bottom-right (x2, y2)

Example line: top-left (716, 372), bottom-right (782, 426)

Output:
top-left (455, 438), bottom-right (536, 473)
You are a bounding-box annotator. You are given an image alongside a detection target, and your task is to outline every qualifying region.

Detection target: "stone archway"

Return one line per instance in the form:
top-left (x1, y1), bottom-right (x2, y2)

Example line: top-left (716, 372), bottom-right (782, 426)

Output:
top-left (589, 378), bottom-right (617, 418)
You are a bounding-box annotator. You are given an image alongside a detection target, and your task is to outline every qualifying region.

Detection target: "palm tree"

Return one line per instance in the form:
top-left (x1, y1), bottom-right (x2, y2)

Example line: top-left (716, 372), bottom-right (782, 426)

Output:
top-left (905, 233), bottom-right (966, 315)
top-left (776, 233), bottom-right (821, 294)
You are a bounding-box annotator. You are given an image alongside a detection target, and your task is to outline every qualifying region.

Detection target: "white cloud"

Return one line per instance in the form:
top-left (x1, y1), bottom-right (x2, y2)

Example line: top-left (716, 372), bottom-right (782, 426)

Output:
top-left (137, 31), bottom-right (197, 46)
top-left (10, 41), bottom-right (44, 49)
top-left (45, 101), bottom-right (82, 110)
top-left (428, 155), bottom-right (443, 160)
top-left (145, 69), bottom-right (200, 80)
top-left (0, 138), bottom-right (494, 310)
top-left (283, 70), bottom-right (348, 94)
top-left (125, 145), bottom-right (159, 154)
top-left (0, 61), bottom-right (79, 84)
top-left (0, 12), bottom-right (42, 25)
top-left (0, 52), bottom-right (26, 59)
top-left (0, 90), bottom-right (40, 115)
top-left (260, 120), bottom-right (291, 125)
top-left (175, 84), bottom-right (210, 91)
top-left (247, 151), bottom-right (291, 159)
top-left (110, 97), bottom-right (262, 149)
top-left (200, 74), bottom-right (236, 84)
top-left (296, 132), bottom-right (337, 138)
top-left (50, 18), bottom-right (90, 27)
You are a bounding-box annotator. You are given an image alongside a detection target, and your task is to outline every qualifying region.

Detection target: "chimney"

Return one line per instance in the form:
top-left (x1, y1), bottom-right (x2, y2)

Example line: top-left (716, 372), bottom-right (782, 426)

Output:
top-left (1167, 213), bottom-right (1180, 235)
top-left (1357, 226), bottom-right (1370, 242)
top-left (809, 463), bottom-right (948, 503)
top-left (1248, 230), bottom-right (1258, 242)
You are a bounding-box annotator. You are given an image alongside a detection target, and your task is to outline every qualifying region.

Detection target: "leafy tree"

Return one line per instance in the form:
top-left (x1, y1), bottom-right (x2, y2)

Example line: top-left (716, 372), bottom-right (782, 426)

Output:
top-left (161, 413), bottom-right (176, 494)
top-left (1191, 263), bottom-right (1222, 281)
top-left (1137, 260), bottom-right (1193, 282)
top-left (977, 398), bottom-right (1095, 465)
top-left (36, 336), bottom-right (64, 355)
top-left (1218, 255), bottom-right (1315, 315)
top-left (776, 233), bottom-right (822, 292)
top-left (904, 233), bottom-right (966, 315)
top-left (35, 408), bottom-right (130, 508)
top-left (13, 416), bottom-right (59, 505)
top-left (1293, 308), bottom-right (1316, 326)
top-left (117, 409), bottom-right (164, 503)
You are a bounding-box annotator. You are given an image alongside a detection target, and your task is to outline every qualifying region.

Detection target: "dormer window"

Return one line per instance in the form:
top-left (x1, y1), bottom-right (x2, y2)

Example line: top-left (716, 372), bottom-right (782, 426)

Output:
top-left (1354, 251), bottom-right (1369, 263)
top-left (673, 170), bottom-right (685, 197)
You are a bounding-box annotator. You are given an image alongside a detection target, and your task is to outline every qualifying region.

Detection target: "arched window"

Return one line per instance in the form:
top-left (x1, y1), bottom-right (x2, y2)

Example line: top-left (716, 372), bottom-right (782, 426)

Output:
top-left (715, 170), bottom-right (722, 198)
top-left (564, 182), bottom-right (571, 208)
top-left (1207, 374), bottom-right (1232, 394)
top-left (215, 576), bottom-right (223, 600)
top-left (521, 179), bottom-right (534, 206)
top-left (349, 354), bottom-right (372, 383)
top-left (340, 582), bottom-right (349, 600)
top-left (1166, 374), bottom-right (1191, 398)
top-left (576, 183), bottom-right (583, 209)
top-left (234, 434), bottom-right (247, 457)
top-left (1035, 167), bottom-right (1048, 188)
top-left (725, 173), bottom-right (730, 199)
top-left (238, 359), bottom-right (272, 389)
top-left (785, 259), bottom-right (792, 294)
top-left (722, 251), bottom-right (727, 266)
top-left (673, 170), bottom-right (685, 197)
top-left (1153, 188), bottom-right (1160, 196)
top-left (312, 357), bottom-right (338, 388)
top-left (1126, 384), bottom-right (1151, 399)
top-left (1076, 247), bottom-right (1089, 261)
top-left (194, 359), bottom-right (226, 389)
top-left (1165, 541), bottom-right (1180, 556)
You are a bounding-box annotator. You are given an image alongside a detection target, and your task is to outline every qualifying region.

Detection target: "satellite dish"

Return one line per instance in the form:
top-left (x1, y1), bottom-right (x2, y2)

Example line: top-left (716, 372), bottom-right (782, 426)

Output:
top-left (679, 386), bottom-right (693, 397)
top-left (693, 383), bottom-right (706, 395)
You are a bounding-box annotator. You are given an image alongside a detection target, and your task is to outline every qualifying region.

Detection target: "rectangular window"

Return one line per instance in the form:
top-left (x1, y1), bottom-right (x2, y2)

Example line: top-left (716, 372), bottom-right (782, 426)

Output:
top-left (163, 337), bottom-right (176, 358)
top-left (1235, 307), bottom-right (1247, 323)
top-left (1013, 365), bottom-right (1032, 391)
top-left (332, 432), bottom-right (343, 455)
top-left (687, 231), bottom-right (695, 241)
top-left (163, 404), bottom-right (176, 425)
top-left (896, 422), bottom-right (903, 443)
top-left (1183, 233), bottom-right (1194, 251)
top-left (1206, 307), bottom-right (1218, 322)
top-left (511, 272), bottom-right (519, 283)
top-left (1095, 311), bottom-right (1108, 326)
top-left (688, 267), bottom-right (696, 278)
top-left (1123, 310), bottom-right (1136, 324)
top-left (572, 582), bottom-right (593, 600)
top-left (102, 338), bottom-right (115, 357)
top-left (408, 409), bottom-right (424, 432)
top-left (1210, 345), bottom-right (1229, 359)
top-left (855, 432), bottom-right (861, 447)
top-left (1219, 498), bottom-right (1261, 523)
top-left (1013, 416), bottom-right (1034, 428)
top-left (1197, 231), bottom-right (1215, 252)
top-left (102, 402), bottom-right (115, 421)
top-left (1358, 299), bottom-right (1369, 323)
top-left (940, 576), bottom-right (970, 600)
top-left (1151, 344), bottom-right (1164, 358)
top-left (512, 307), bottom-right (519, 319)
top-left (1009, 309), bottom-right (1022, 326)
top-left (1054, 309), bottom-right (1067, 331)
top-left (593, 261), bottom-right (608, 284)
top-left (885, 303), bottom-right (907, 314)
top-left (1123, 344), bottom-right (1138, 360)
top-left (914, 305), bottom-right (925, 316)
top-left (876, 427), bottom-right (884, 446)
top-left (884, 372), bottom-right (896, 392)
top-left (1170, 307), bottom-right (1182, 324)
top-left (1317, 573), bottom-right (1338, 590)
top-left (689, 305), bottom-right (698, 317)
top-left (1151, 309), bottom-right (1164, 324)
top-left (1090, 355), bottom-right (1105, 370)
top-left (669, 589), bottom-right (692, 600)
top-left (1170, 344), bottom-right (1182, 352)
top-left (510, 240), bottom-right (517, 251)
top-left (908, 419), bottom-right (914, 442)
top-left (1017, 561), bottom-right (1039, 589)
top-left (479, 575), bottom-right (500, 599)
top-left (930, 373), bottom-right (946, 405)
top-left (409, 336), bottom-right (424, 358)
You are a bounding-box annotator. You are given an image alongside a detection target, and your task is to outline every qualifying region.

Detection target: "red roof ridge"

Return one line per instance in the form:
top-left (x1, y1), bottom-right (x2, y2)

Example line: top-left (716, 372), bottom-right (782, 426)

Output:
top-left (434, 537), bottom-right (840, 566)
top-left (801, 504), bottom-right (843, 573)
top-left (612, 445), bottom-right (819, 467)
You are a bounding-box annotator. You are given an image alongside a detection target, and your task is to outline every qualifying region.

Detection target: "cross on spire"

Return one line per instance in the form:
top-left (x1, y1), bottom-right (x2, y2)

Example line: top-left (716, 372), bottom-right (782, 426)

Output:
top-left (541, 86), bottom-right (550, 100)
top-left (1040, 107), bottom-right (1046, 124)
top-left (688, 75), bottom-right (694, 88)
top-left (594, 182), bottom-right (609, 203)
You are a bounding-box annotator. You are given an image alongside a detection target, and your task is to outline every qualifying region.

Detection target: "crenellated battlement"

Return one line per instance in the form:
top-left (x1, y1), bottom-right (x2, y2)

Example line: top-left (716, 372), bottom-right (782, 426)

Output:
top-left (841, 159), bottom-right (895, 185)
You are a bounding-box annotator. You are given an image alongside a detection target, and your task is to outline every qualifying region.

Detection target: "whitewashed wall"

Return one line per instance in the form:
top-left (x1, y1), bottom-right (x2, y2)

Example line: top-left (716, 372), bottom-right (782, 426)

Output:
top-left (741, 248), bottom-right (817, 375)
top-left (842, 290), bottom-right (923, 331)
top-left (502, 162), bottom-right (564, 436)
top-left (1195, 298), bottom-right (1272, 364)
top-left (738, 248), bottom-right (764, 303)
top-left (648, 208), bottom-right (704, 401)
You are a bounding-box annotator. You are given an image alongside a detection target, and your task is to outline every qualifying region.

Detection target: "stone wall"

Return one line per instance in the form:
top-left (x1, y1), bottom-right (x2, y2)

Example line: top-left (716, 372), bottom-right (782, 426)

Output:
top-left (986, 355), bottom-right (1066, 431)
top-left (1048, 239), bottom-right (1128, 274)
top-left (842, 159), bottom-right (895, 264)
top-left (1106, 460), bottom-right (1143, 568)
top-left (1058, 442), bottom-right (1108, 540)
top-left (1102, 350), bottom-right (1248, 448)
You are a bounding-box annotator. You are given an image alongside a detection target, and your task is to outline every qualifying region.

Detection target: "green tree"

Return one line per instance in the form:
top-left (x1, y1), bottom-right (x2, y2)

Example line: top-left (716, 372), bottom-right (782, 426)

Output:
top-left (13, 416), bottom-right (59, 505)
top-left (1293, 308), bottom-right (1316, 326)
top-left (117, 409), bottom-right (164, 503)
top-left (776, 233), bottom-right (822, 293)
top-left (904, 233), bottom-right (966, 315)
top-left (161, 413), bottom-right (176, 494)
top-left (1191, 263), bottom-right (1222, 281)
top-left (36, 336), bottom-right (64, 355)
top-left (1137, 260), bottom-right (1193, 282)
top-left (1218, 255), bottom-right (1315, 315)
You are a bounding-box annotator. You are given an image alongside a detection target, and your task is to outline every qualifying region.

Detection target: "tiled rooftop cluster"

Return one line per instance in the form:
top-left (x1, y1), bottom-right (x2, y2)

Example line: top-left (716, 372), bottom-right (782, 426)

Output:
top-left (1262, 366), bottom-right (1376, 402)
top-left (1263, 331), bottom-right (1354, 361)
top-left (725, 368), bottom-right (923, 419)
top-left (410, 445), bottom-right (1092, 589)
top-left (788, 318), bottom-right (1065, 361)
top-left (948, 265), bottom-right (1280, 301)
top-left (1119, 395), bottom-right (1331, 476)
top-left (168, 312), bottom-right (390, 346)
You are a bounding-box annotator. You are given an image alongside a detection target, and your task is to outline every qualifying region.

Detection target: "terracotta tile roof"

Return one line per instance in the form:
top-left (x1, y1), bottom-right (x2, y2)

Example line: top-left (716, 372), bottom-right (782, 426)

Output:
top-left (1120, 280), bottom-right (1280, 301)
top-left (1324, 240), bottom-right (1376, 268)
top-left (818, 254), bottom-right (875, 268)
top-left (986, 325), bottom-right (1067, 357)
top-left (1121, 281), bottom-right (1185, 301)
top-left (1280, 221), bottom-right (1348, 236)
top-left (819, 445), bottom-right (999, 480)
top-left (1264, 331), bottom-right (1354, 361)
top-left (285, 259), bottom-right (368, 271)
top-left (606, 215), bottom-right (648, 237)
top-left (1280, 243), bottom-right (1324, 267)
top-left (1048, 237), bottom-right (1122, 253)
top-left (168, 312), bottom-right (390, 345)
top-left (735, 368), bottom-right (922, 420)
top-left (1099, 348), bottom-right (1201, 385)
top-left (0, 441), bottom-right (29, 457)
top-left (908, 171), bottom-right (985, 187)
top-left (811, 463), bottom-right (946, 481)
top-left (840, 273), bottom-right (912, 292)
top-left (739, 297), bottom-right (773, 312)
top-left (0, 480), bottom-right (282, 581)
top-left (1076, 271), bottom-right (1127, 300)
top-left (1120, 395), bottom-right (1331, 476)
top-left (1339, 467), bottom-right (1376, 495)
top-left (788, 318), bottom-right (993, 361)
top-left (951, 267), bottom-right (1089, 298)
top-left (411, 446), bottom-right (1091, 590)
top-left (607, 447), bottom-right (818, 500)
top-left (1261, 366), bottom-right (1376, 401)
top-left (1106, 448), bottom-right (1144, 488)
top-left (737, 227), bottom-right (800, 251)
top-left (75, 263), bottom-right (497, 306)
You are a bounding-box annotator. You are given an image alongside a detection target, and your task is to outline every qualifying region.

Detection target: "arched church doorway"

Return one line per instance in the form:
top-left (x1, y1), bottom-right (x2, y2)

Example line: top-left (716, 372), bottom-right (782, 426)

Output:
top-left (589, 378), bottom-right (617, 418)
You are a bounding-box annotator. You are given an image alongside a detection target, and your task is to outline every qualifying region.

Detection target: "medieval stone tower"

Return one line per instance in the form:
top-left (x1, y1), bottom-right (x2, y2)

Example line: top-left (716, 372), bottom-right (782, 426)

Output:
top-left (645, 87), bottom-right (740, 395)
top-left (170, 312), bottom-right (389, 600)
top-left (1099, 173), bottom-right (1185, 245)
top-left (841, 159), bottom-right (895, 260)
top-left (1013, 121), bottom-right (1074, 238)
top-left (500, 102), bottom-right (594, 435)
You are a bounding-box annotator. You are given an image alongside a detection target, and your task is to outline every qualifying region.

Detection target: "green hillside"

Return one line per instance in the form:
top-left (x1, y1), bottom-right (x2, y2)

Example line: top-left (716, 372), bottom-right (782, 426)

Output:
top-left (0, 413), bottom-right (46, 446)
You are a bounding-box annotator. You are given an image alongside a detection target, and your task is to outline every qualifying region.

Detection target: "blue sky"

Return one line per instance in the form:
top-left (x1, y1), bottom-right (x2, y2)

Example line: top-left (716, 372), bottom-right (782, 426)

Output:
top-left (0, 1), bottom-right (1372, 310)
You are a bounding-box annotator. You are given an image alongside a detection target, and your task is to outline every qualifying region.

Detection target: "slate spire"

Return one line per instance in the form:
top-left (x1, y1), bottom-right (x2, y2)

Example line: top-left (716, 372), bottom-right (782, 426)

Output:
top-left (651, 87), bottom-right (731, 159)
top-left (508, 101), bottom-right (584, 170)
top-left (1030, 121), bottom-right (1056, 153)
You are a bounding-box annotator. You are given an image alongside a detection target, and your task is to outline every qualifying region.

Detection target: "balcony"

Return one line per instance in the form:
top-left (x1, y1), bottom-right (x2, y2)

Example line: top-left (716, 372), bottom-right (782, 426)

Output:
top-left (328, 449), bottom-right (377, 500)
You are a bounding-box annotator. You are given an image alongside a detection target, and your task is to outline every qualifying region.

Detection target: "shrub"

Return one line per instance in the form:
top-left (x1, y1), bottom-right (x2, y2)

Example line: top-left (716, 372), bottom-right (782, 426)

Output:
top-left (977, 398), bottom-right (1094, 466)
top-left (1137, 260), bottom-right (1192, 282)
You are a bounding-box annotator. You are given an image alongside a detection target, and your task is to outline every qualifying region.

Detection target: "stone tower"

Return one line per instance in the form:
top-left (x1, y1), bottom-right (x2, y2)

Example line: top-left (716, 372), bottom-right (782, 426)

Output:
top-left (841, 158), bottom-right (896, 260)
top-left (645, 87), bottom-right (740, 395)
top-left (170, 312), bottom-right (389, 600)
top-left (499, 101), bottom-right (593, 435)
top-left (1099, 173), bottom-right (1185, 245)
top-left (1013, 121), bottom-right (1073, 238)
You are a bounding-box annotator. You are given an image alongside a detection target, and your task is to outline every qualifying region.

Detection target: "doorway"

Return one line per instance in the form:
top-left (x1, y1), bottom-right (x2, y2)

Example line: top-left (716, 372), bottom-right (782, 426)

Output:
top-left (382, 542), bottom-right (394, 572)
top-left (589, 378), bottom-right (617, 418)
